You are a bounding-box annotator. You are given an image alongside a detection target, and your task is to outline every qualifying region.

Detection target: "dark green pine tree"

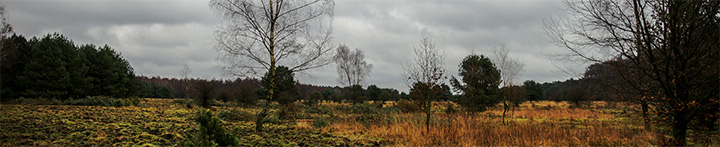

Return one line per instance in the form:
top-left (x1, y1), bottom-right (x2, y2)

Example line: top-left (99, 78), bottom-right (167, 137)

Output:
top-left (258, 66), bottom-right (299, 120)
top-left (16, 33), bottom-right (86, 99)
top-left (523, 80), bottom-right (544, 102)
top-left (450, 54), bottom-right (501, 112)
top-left (2, 33), bottom-right (143, 99)
top-left (82, 44), bottom-right (138, 97)
top-left (259, 66), bottom-right (299, 105)
top-left (0, 34), bottom-right (30, 98)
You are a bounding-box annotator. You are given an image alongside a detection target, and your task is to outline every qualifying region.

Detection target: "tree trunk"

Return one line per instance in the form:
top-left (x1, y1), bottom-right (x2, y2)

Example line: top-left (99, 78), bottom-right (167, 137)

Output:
top-left (256, 49), bottom-right (276, 132)
top-left (425, 108), bottom-right (430, 133)
top-left (671, 109), bottom-right (688, 146)
top-left (255, 103), bottom-right (270, 132)
top-left (425, 95), bottom-right (431, 134)
top-left (641, 99), bottom-right (651, 130)
top-left (255, 68), bottom-right (276, 132)
top-left (256, 0), bottom-right (277, 131)
top-left (502, 97), bottom-right (509, 125)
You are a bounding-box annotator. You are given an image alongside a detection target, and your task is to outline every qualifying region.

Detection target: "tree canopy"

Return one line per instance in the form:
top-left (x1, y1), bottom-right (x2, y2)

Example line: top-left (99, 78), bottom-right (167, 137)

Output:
top-left (450, 54), bottom-right (501, 112)
top-left (1, 33), bottom-right (142, 99)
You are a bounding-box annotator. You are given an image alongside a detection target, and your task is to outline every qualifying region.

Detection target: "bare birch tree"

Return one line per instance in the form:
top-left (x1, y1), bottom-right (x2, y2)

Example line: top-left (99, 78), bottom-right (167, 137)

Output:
top-left (179, 64), bottom-right (191, 98)
top-left (334, 45), bottom-right (372, 103)
top-left (491, 45), bottom-right (524, 125)
top-left (403, 33), bottom-right (446, 134)
top-left (1, 4), bottom-right (13, 63)
top-left (545, 0), bottom-right (719, 145)
top-left (0, 4), bottom-right (13, 98)
top-left (0, 4), bottom-right (10, 39)
top-left (210, 0), bottom-right (335, 132)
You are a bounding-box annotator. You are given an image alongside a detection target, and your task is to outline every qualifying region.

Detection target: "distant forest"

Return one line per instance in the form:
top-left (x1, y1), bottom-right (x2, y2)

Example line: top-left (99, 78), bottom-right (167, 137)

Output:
top-left (1, 33), bottom-right (622, 105)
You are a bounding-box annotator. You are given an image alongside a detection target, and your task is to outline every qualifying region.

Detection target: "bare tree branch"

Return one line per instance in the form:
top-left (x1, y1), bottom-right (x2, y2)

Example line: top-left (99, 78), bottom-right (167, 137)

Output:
top-left (209, 0), bottom-right (335, 132)
top-left (333, 45), bottom-right (372, 87)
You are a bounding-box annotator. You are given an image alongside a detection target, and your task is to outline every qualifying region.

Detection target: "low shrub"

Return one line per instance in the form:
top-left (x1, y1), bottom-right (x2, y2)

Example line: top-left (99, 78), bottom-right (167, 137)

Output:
top-left (350, 103), bottom-right (380, 114)
top-left (65, 96), bottom-right (143, 107)
top-left (445, 102), bottom-right (457, 114)
top-left (171, 99), bottom-right (192, 105)
top-left (264, 114), bottom-right (282, 125)
top-left (7, 97), bottom-right (63, 105)
top-left (350, 103), bottom-right (400, 126)
top-left (296, 103), bottom-right (310, 110)
top-left (211, 101), bottom-right (232, 107)
top-left (312, 116), bottom-right (335, 128)
top-left (278, 103), bottom-right (298, 120)
top-left (217, 109), bottom-right (255, 122)
top-left (306, 105), bottom-right (334, 116)
top-left (396, 99), bottom-right (422, 112)
top-left (171, 99), bottom-right (195, 109)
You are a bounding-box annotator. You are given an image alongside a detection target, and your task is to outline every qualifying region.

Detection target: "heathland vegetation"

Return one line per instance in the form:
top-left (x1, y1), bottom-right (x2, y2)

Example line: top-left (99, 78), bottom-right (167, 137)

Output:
top-left (2, 98), bottom-right (689, 146)
top-left (1, 0), bottom-right (718, 146)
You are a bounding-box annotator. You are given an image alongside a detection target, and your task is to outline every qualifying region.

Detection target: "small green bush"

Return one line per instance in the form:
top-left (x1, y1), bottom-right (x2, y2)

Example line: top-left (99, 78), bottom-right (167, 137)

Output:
top-left (185, 109), bottom-right (239, 146)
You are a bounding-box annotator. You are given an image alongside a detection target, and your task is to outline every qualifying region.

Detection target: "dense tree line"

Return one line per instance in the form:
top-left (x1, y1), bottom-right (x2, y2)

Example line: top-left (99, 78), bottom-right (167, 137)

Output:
top-left (1, 33), bottom-right (142, 99)
top-left (136, 75), bottom-right (404, 105)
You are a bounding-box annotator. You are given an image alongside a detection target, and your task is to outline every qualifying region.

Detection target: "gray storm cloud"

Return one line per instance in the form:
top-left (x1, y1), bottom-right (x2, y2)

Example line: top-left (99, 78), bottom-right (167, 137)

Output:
top-left (4, 0), bottom-right (588, 92)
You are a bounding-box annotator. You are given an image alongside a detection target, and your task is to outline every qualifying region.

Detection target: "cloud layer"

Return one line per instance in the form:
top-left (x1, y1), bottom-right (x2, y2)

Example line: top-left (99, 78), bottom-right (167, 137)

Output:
top-left (5, 0), bottom-right (589, 92)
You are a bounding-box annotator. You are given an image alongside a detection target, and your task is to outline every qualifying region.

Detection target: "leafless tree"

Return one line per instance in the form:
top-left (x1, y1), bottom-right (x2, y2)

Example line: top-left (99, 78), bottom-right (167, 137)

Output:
top-left (403, 33), bottom-right (446, 88)
top-left (210, 0), bottom-right (335, 132)
top-left (180, 64), bottom-right (191, 79)
top-left (403, 33), bottom-right (446, 134)
top-left (334, 45), bottom-right (372, 86)
top-left (179, 64), bottom-right (192, 98)
top-left (0, 4), bottom-right (12, 98)
top-left (1, 4), bottom-right (13, 61)
top-left (334, 45), bottom-right (372, 103)
top-left (491, 45), bottom-right (524, 125)
top-left (545, 0), bottom-right (719, 145)
top-left (0, 4), bottom-right (10, 39)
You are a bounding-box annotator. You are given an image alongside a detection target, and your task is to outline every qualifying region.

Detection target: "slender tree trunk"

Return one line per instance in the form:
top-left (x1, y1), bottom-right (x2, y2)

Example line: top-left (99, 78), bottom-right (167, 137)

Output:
top-left (256, 0), bottom-right (277, 131)
top-left (255, 102), bottom-right (270, 131)
top-left (256, 65), bottom-right (276, 132)
top-left (256, 0), bottom-right (280, 132)
top-left (425, 107), bottom-right (430, 133)
top-left (502, 97), bottom-right (509, 125)
top-left (641, 99), bottom-right (651, 130)
top-left (425, 95), bottom-right (431, 134)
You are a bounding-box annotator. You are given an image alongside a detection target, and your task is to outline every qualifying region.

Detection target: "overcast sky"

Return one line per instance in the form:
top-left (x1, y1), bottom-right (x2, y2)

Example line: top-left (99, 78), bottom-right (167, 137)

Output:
top-left (4, 0), bottom-right (589, 92)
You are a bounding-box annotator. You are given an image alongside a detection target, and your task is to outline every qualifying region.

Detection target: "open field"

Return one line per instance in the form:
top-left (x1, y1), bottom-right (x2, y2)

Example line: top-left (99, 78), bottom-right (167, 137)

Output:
top-left (2, 98), bottom-right (714, 146)
top-left (0, 99), bottom-right (378, 146)
top-left (326, 101), bottom-right (654, 146)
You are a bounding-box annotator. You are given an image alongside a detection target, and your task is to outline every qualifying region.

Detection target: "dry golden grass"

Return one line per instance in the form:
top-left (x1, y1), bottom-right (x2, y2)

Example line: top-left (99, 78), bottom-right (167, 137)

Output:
top-left (320, 101), bottom-right (655, 146)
